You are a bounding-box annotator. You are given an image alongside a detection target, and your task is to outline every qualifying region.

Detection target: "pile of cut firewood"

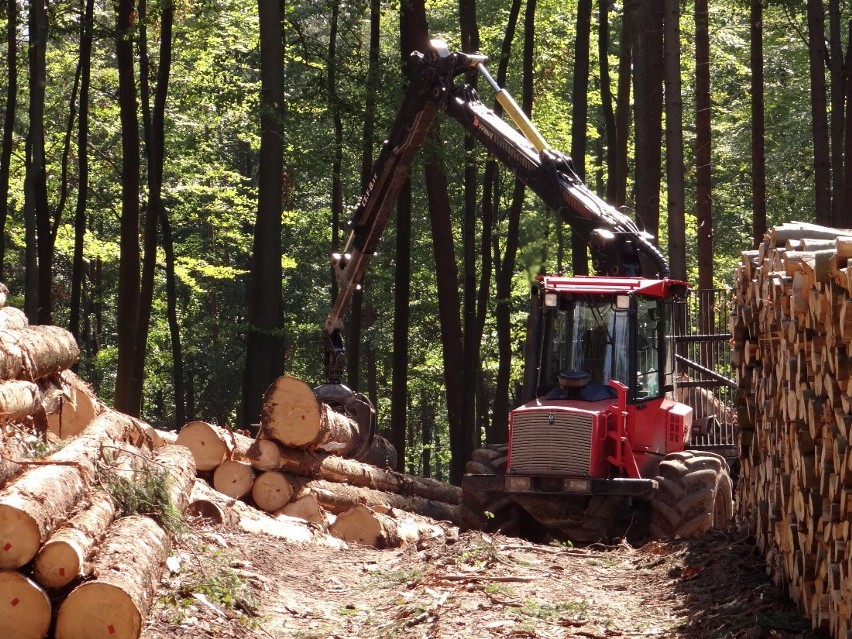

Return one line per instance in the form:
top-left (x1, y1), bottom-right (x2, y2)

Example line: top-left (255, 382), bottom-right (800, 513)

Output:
top-left (177, 375), bottom-right (461, 549)
top-left (733, 222), bottom-right (852, 637)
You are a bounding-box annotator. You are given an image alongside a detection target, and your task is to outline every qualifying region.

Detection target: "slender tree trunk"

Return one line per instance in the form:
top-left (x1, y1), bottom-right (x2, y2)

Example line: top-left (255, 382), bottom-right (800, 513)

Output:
top-left (633, 0), bottom-right (663, 246)
top-left (160, 209), bottom-right (185, 427)
top-left (0, 0), bottom-right (18, 281)
top-left (570, 0), bottom-right (591, 275)
top-left (491, 0), bottom-right (536, 447)
top-left (393, 0), bottom-right (428, 472)
top-left (807, 0), bottom-right (832, 224)
top-left (843, 20), bottom-right (852, 224)
top-left (828, 0), bottom-right (844, 226)
top-left (663, 0), bottom-right (686, 281)
top-left (70, 0), bottom-right (94, 342)
top-left (751, 0), bottom-right (767, 246)
top-left (599, 0), bottom-right (618, 204)
top-left (424, 124), bottom-right (464, 480)
top-left (459, 0), bottom-right (481, 478)
top-left (615, 0), bottom-right (635, 207)
top-left (243, 0), bottom-right (286, 427)
top-left (114, 0), bottom-right (142, 414)
top-left (479, 0), bottom-right (520, 448)
top-left (695, 0), bottom-right (713, 291)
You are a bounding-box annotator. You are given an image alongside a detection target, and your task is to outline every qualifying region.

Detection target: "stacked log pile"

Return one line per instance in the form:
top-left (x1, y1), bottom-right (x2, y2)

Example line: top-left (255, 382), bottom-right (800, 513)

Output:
top-left (177, 375), bottom-right (460, 548)
top-left (733, 222), bottom-right (852, 637)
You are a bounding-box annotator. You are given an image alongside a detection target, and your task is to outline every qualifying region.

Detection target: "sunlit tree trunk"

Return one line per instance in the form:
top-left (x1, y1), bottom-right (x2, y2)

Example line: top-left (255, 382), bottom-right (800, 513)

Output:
top-left (0, 0), bottom-right (17, 282)
top-left (243, 0), bottom-right (286, 427)
top-left (806, 0), bottom-right (832, 224)
top-left (695, 0), bottom-right (713, 291)
top-left (750, 0), bottom-right (767, 246)
top-left (599, 0), bottom-right (618, 204)
top-left (828, 0), bottom-right (844, 226)
top-left (615, 0), bottom-right (635, 208)
top-left (663, 0), bottom-right (686, 280)
top-left (843, 21), bottom-right (852, 225)
top-left (570, 0), bottom-right (591, 275)
top-left (70, 0), bottom-right (94, 343)
top-left (114, 0), bottom-right (142, 414)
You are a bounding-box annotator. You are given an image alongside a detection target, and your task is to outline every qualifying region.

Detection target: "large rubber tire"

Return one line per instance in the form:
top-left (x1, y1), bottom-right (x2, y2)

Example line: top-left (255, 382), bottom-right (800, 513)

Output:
top-left (649, 450), bottom-right (734, 539)
top-left (459, 444), bottom-right (524, 536)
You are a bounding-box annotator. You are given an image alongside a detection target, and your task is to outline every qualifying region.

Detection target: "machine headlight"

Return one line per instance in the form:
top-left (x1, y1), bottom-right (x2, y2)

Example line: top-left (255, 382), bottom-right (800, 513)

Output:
top-left (562, 478), bottom-right (591, 493)
top-left (505, 476), bottom-right (531, 492)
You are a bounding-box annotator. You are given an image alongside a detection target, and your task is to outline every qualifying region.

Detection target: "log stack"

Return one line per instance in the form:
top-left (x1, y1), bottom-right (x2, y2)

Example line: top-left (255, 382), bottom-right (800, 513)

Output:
top-left (733, 222), bottom-right (852, 637)
top-left (176, 374), bottom-right (461, 548)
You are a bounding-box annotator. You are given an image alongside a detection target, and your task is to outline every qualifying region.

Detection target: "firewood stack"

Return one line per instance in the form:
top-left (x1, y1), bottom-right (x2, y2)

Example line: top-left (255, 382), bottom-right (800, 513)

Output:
top-left (177, 375), bottom-right (460, 549)
top-left (733, 222), bottom-right (852, 637)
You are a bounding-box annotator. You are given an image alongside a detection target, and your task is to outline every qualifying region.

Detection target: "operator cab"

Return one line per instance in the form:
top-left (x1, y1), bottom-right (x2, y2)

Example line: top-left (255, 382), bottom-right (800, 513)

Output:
top-left (524, 275), bottom-right (688, 406)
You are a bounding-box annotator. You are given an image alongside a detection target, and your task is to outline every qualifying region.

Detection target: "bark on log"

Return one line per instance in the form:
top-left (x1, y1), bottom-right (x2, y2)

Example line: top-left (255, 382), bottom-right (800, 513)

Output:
top-left (151, 444), bottom-right (196, 513)
top-left (0, 307), bottom-right (27, 331)
top-left (188, 479), bottom-right (342, 547)
top-left (44, 370), bottom-right (102, 439)
top-left (359, 434), bottom-right (397, 469)
top-left (259, 375), bottom-right (369, 457)
top-left (0, 326), bottom-right (80, 382)
top-left (289, 476), bottom-right (460, 524)
top-left (0, 283), bottom-right (8, 308)
top-left (212, 459), bottom-right (255, 499)
top-left (328, 504), bottom-right (445, 548)
top-left (268, 446), bottom-right (461, 505)
top-left (0, 411), bottom-right (144, 568)
top-left (0, 570), bottom-right (51, 639)
top-left (32, 491), bottom-right (116, 589)
top-left (0, 380), bottom-right (41, 422)
top-left (176, 421), bottom-right (253, 471)
top-left (54, 514), bottom-right (170, 639)
top-left (0, 430), bottom-right (33, 488)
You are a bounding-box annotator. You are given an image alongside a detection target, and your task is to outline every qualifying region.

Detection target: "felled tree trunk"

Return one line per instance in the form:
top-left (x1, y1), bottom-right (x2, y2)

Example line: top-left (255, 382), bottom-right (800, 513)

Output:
top-left (250, 470), bottom-right (293, 513)
top-left (275, 493), bottom-right (326, 527)
top-left (176, 421), bottom-right (253, 471)
top-left (44, 370), bottom-right (101, 439)
top-left (359, 434), bottom-right (397, 469)
top-left (212, 459), bottom-right (255, 499)
top-left (32, 491), bottom-right (116, 589)
top-left (0, 325), bottom-right (80, 381)
top-left (328, 504), bottom-right (445, 548)
top-left (289, 476), bottom-right (460, 524)
top-left (54, 515), bottom-right (169, 639)
top-left (261, 446), bottom-right (460, 504)
top-left (259, 375), bottom-right (367, 457)
top-left (187, 479), bottom-right (342, 547)
top-left (0, 307), bottom-right (28, 331)
top-left (152, 444), bottom-right (196, 512)
top-left (0, 433), bottom-right (31, 488)
top-left (0, 411), bottom-right (143, 568)
top-left (0, 380), bottom-right (40, 421)
top-left (0, 570), bottom-right (51, 639)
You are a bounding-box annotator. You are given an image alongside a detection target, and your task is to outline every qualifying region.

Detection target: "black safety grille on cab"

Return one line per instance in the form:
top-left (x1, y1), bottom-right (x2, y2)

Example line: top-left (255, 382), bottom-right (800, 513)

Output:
top-left (510, 411), bottom-right (593, 475)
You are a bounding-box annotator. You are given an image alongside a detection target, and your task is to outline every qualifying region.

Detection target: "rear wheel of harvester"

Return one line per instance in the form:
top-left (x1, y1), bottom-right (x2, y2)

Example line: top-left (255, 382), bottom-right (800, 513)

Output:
top-left (649, 450), bottom-right (733, 539)
top-left (460, 444), bottom-right (524, 536)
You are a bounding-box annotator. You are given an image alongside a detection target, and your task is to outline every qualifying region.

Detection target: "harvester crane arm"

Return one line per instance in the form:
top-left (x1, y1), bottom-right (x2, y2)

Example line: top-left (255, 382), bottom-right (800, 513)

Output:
top-left (316, 41), bottom-right (671, 456)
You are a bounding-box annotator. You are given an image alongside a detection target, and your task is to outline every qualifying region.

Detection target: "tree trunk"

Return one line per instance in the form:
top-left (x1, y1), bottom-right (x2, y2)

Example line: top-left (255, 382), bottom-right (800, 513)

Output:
top-left (176, 420), bottom-right (254, 472)
top-left (828, 0), bottom-right (844, 226)
top-left (253, 445), bottom-right (461, 504)
top-left (751, 0), bottom-right (767, 247)
top-left (615, 0), bottom-right (636, 207)
top-left (0, 379), bottom-right (40, 421)
top-left (46, 370), bottom-right (101, 439)
top-left (843, 20), bottom-right (852, 225)
top-left (599, 0), bottom-right (619, 204)
top-left (0, 325), bottom-right (80, 381)
top-left (0, 411), bottom-right (142, 569)
top-left (633, 0), bottom-right (664, 245)
top-left (695, 0), bottom-right (713, 291)
top-left (55, 515), bottom-right (169, 639)
top-left (571, 0), bottom-right (592, 275)
top-left (242, 0), bottom-right (286, 428)
top-left (289, 475), bottom-right (460, 524)
top-left (32, 490), bottom-right (116, 589)
top-left (0, 0), bottom-right (17, 282)
top-left (663, 0), bottom-right (686, 281)
top-left (329, 504), bottom-right (444, 548)
top-left (0, 570), bottom-right (50, 639)
top-left (807, 0), bottom-right (832, 224)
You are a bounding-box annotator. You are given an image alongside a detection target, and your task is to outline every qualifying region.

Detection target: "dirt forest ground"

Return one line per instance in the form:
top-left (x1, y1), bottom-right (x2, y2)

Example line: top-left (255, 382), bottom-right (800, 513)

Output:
top-left (142, 518), bottom-right (824, 639)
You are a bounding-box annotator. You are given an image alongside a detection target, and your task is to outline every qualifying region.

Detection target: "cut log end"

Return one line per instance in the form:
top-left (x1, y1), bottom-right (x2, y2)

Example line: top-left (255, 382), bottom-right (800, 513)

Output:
top-left (32, 537), bottom-right (84, 589)
top-left (0, 505), bottom-right (41, 569)
top-left (176, 421), bottom-right (228, 471)
top-left (55, 582), bottom-right (141, 639)
top-left (0, 570), bottom-right (51, 639)
top-left (259, 376), bottom-right (323, 447)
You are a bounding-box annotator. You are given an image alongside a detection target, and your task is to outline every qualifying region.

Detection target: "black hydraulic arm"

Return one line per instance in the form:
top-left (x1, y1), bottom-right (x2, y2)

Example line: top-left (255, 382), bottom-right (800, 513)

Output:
top-left (321, 40), bottom-right (670, 389)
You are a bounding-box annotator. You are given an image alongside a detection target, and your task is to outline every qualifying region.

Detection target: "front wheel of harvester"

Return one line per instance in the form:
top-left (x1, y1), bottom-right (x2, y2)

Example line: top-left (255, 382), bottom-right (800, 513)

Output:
top-left (459, 444), bottom-right (523, 536)
top-left (649, 451), bottom-right (733, 539)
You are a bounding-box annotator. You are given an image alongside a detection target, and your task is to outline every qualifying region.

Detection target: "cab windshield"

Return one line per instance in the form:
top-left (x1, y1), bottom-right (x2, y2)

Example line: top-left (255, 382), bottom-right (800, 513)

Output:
top-left (537, 294), bottom-right (664, 402)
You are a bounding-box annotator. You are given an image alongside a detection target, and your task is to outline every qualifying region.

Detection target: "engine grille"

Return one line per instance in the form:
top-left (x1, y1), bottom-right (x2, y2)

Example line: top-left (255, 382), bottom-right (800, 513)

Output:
top-left (510, 410), bottom-right (593, 475)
